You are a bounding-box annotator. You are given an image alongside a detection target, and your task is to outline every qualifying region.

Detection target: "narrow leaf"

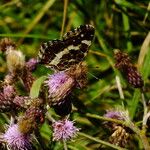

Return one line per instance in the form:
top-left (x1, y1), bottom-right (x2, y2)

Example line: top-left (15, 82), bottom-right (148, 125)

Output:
top-left (30, 76), bottom-right (47, 99)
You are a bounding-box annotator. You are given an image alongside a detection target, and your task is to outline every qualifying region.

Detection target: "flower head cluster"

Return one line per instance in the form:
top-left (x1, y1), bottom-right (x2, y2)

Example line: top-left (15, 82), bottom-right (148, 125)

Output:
top-left (52, 119), bottom-right (79, 141)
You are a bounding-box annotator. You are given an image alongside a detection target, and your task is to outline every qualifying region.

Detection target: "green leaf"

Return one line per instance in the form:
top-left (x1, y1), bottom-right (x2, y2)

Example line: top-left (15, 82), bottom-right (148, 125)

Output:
top-left (141, 47), bottom-right (150, 80)
top-left (129, 89), bottom-right (141, 119)
top-left (30, 76), bottom-right (47, 99)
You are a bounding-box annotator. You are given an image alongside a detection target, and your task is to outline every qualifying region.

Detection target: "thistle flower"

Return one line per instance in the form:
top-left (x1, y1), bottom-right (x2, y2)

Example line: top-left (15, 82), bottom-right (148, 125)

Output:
top-left (45, 71), bottom-right (75, 105)
top-left (1, 124), bottom-right (32, 150)
top-left (52, 119), bottom-right (79, 141)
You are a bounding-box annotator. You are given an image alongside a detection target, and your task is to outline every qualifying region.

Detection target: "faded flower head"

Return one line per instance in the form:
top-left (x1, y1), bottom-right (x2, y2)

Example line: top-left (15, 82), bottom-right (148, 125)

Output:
top-left (104, 110), bottom-right (125, 121)
top-left (104, 109), bottom-right (130, 130)
top-left (45, 71), bottom-right (75, 105)
top-left (52, 119), bottom-right (79, 141)
top-left (26, 58), bottom-right (38, 71)
top-left (2, 124), bottom-right (32, 150)
top-left (6, 49), bottom-right (25, 73)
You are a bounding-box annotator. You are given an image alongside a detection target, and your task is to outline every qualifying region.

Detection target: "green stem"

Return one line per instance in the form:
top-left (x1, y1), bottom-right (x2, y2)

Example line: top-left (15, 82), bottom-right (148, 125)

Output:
top-left (60, 0), bottom-right (68, 38)
top-left (63, 140), bottom-right (68, 150)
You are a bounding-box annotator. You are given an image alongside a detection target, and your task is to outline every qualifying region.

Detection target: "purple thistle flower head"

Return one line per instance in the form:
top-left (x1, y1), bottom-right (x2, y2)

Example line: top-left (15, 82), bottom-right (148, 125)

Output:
top-left (2, 124), bottom-right (32, 150)
top-left (52, 119), bottom-right (79, 141)
top-left (45, 71), bottom-right (75, 105)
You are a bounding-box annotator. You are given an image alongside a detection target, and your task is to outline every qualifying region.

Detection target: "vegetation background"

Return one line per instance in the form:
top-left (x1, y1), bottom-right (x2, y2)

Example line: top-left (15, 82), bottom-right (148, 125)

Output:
top-left (0, 0), bottom-right (150, 149)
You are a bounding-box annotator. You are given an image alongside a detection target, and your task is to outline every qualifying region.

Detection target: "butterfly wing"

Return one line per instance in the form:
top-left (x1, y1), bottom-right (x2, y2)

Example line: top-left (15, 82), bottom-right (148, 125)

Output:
top-left (38, 24), bottom-right (95, 71)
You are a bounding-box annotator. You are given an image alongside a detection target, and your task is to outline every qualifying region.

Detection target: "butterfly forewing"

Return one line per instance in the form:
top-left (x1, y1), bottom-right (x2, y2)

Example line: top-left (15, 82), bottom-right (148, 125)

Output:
top-left (38, 24), bottom-right (95, 71)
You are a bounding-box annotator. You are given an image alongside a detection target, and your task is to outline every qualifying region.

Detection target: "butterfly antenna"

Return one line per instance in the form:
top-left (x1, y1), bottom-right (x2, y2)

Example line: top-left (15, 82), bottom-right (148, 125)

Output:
top-left (87, 71), bottom-right (101, 80)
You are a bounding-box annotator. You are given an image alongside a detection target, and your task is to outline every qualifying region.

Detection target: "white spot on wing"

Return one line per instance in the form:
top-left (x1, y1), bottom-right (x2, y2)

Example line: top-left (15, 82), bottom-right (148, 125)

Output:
top-left (81, 34), bottom-right (84, 37)
top-left (81, 40), bottom-right (91, 46)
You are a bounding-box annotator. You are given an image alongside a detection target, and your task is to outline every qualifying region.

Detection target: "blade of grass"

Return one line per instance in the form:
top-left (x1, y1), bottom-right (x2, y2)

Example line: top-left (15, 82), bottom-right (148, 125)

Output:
top-left (129, 89), bottom-right (141, 119)
top-left (122, 8), bottom-right (133, 52)
top-left (60, 0), bottom-right (68, 38)
top-left (18, 0), bottom-right (56, 44)
top-left (78, 132), bottom-right (127, 150)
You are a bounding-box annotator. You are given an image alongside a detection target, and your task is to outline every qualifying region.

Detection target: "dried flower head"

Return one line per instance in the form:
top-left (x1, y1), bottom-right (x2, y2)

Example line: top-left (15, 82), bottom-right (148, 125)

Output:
top-left (2, 124), bottom-right (32, 150)
top-left (52, 119), bottom-right (79, 141)
top-left (109, 125), bottom-right (129, 147)
top-left (45, 71), bottom-right (75, 105)
top-left (6, 49), bottom-right (25, 73)
top-left (66, 62), bottom-right (88, 88)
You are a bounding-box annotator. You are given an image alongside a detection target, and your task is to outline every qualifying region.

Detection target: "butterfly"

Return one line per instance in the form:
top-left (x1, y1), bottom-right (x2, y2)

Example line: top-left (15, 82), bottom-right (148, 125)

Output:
top-left (38, 24), bottom-right (95, 71)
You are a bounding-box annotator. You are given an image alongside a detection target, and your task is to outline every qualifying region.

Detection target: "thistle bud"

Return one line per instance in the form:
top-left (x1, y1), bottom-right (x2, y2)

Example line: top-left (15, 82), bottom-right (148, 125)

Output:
top-left (0, 92), bottom-right (15, 112)
top-left (114, 49), bottom-right (144, 88)
top-left (18, 98), bottom-right (44, 134)
top-left (114, 49), bottom-right (131, 69)
top-left (126, 66), bottom-right (144, 88)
